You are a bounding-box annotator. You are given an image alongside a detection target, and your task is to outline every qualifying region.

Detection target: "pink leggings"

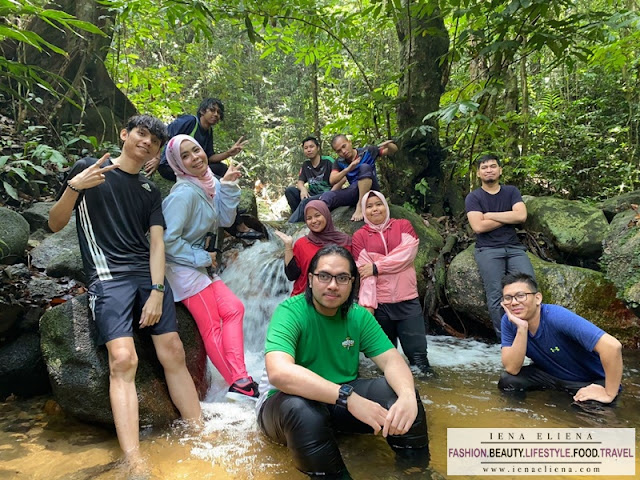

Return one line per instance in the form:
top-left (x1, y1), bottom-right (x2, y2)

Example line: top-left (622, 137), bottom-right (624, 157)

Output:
top-left (182, 281), bottom-right (248, 385)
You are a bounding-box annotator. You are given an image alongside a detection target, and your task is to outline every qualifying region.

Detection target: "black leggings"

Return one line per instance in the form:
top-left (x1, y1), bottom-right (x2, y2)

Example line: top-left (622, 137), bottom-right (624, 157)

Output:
top-left (499, 365), bottom-right (605, 395)
top-left (257, 377), bottom-right (429, 478)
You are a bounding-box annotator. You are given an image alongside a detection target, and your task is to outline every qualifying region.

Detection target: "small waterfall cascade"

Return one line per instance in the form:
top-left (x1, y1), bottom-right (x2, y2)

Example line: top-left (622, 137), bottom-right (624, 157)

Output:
top-left (219, 236), bottom-right (293, 353)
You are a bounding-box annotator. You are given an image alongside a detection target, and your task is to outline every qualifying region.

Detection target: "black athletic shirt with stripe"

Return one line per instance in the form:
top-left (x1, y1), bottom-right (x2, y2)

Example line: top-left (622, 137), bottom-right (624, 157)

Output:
top-left (57, 157), bottom-right (165, 286)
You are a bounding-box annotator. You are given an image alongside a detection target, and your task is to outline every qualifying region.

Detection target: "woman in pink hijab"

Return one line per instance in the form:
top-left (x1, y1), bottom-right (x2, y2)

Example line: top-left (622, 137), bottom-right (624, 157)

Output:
top-left (351, 190), bottom-right (431, 373)
top-left (162, 135), bottom-right (259, 401)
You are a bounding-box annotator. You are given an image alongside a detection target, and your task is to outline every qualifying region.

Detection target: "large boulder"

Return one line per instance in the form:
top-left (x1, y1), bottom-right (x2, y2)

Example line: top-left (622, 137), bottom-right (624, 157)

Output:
top-left (0, 207), bottom-right (30, 264)
top-left (0, 332), bottom-right (51, 398)
top-left (447, 245), bottom-right (640, 347)
top-left (601, 210), bottom-right (640, 317)
top-left (524, 196), bottom-right (609, 261)
top-left (21, 201), bottom-right (54, 232)
top-left (599, 190), bottom-right (640, 221)
top-left (40, 294), bottom-right (209, 426)
top-left (30, 220), bottom-right (85, 283)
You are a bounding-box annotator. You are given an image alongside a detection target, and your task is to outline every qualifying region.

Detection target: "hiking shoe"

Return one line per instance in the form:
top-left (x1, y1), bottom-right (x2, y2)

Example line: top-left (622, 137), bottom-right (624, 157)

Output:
top-left (226, 377), bottom-right (259, 402)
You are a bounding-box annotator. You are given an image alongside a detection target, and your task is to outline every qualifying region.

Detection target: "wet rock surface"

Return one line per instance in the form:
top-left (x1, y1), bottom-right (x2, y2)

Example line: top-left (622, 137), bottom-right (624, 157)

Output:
top-left (40, 295), bottom-right (209, 427)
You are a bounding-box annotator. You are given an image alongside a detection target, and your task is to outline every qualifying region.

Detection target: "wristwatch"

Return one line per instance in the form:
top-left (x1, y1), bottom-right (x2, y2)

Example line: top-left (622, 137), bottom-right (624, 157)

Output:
top-left (336, 384), bottom-right (354, 408)
top-left (151, 284), bottom-right (165, 293)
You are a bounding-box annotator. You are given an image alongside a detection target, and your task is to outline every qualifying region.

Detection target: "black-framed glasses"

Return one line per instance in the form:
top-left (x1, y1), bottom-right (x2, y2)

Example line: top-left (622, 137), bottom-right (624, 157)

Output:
top-left (311, 272), bottom-right (353, 285)
top-left (502, 292), bottom-right (537, 303)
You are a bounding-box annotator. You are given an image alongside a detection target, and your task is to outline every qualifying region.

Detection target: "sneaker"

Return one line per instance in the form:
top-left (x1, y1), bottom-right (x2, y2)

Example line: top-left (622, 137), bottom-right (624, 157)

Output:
top-left (226, 377), bottom-right (259, 402)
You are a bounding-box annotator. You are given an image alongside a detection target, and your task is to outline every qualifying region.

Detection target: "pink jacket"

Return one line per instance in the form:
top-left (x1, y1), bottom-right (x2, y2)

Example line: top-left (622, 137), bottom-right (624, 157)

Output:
top-left (352, 219), bottom-right (419, 308)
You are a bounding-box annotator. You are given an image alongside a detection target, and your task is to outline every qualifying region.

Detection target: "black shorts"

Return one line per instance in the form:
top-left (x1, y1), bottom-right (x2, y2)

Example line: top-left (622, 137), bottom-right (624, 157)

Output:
top-left (88, 274), bottom-right (178, 345)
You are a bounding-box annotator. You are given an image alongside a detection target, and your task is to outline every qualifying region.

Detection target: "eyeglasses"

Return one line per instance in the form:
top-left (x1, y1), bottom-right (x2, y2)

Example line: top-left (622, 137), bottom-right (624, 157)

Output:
top-left (311, 272), bottom-right (353, 285)
top-left (502, 292), bottom-right (537, 303)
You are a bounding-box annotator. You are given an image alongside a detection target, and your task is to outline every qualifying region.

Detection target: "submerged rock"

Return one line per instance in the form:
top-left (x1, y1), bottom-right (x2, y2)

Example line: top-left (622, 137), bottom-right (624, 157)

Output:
top-left (40, 294), bottom-right (209, 427)
top-left (0, 207), bottom-right (30, 264)
top-left (601, 210), bottom-right (640, 318)
top-left (447, 245), bottom-right (640, 347)
top-left (524, 196), bottom-right (608, 261)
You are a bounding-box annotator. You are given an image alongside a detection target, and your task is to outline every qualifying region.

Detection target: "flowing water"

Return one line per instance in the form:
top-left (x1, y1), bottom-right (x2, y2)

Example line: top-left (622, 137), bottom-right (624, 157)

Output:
top-left (1, 237), bottom-right (639, 479)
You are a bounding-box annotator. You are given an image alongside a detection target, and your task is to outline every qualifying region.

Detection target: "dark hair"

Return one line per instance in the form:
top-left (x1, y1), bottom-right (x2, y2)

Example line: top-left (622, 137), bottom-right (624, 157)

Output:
top-left (476, 153), bottom-right (501, 168)
top-left (197, 98), bottom-right (225, 121)
top-left (125, 115), bottom-right (168, 146)
top-left (501, 272), bottom-right (538, 292)
top-left (301, 136), bottom-right (320, 148)
top-left (305, 244), bottom-right (360, 317)
top-left (330, 134), bottom-right (348, 148)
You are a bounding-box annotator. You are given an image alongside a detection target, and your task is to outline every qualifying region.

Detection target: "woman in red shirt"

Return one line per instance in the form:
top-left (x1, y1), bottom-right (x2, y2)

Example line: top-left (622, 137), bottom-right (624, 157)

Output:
top-left (274, 200), bottom-right (351, 296)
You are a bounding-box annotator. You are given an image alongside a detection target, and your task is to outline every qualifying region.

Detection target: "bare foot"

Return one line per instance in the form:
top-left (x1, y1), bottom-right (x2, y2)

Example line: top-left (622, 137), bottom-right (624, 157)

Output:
top-left (122, 450), bottom-right (150, 480)
top-left (351, 208), bottom-right (364, 222)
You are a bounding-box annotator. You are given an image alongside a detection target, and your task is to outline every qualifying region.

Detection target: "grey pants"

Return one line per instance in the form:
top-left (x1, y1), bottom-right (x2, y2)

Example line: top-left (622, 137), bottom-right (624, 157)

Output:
top-left (474, 245), bottom-right (535, 341)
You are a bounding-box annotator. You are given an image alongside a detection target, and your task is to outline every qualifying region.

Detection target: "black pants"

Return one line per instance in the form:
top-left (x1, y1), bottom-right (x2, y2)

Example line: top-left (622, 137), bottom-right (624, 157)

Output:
top-left (375, 300), bottom-right (428, 364)
top-left (257, 377), bottom-right (429, 478)
top-left (498, 365), bottom-right (605, 395)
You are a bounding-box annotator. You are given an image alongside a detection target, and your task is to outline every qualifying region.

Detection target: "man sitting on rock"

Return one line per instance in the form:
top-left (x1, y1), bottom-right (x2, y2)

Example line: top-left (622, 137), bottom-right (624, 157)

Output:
top-left (320, 134), bottom-right (397, 222)
top-left (256, 244), bottom-right (429, 479)
top-left (48, 115), bottom-right (202, 472)
top-left (465, 153), bottom-right (536, 341)
top-left (285, 136), bottom-right (345, 223)
top-left (499, 273), bottom-right (623, 405)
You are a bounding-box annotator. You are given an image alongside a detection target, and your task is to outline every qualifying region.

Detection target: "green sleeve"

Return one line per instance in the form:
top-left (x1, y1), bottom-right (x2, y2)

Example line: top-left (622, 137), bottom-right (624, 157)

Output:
top-left (354, 305), bottom-right (394, 358)
top-left (265, 300), bottom-right (301, 358)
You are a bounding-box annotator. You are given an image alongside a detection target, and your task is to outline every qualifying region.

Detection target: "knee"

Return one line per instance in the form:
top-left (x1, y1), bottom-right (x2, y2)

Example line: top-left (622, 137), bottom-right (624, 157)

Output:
top-left (156, 334), bottom-right (187, 369)
top-left (286, 395), bottom-right (326, 427)
top-left (285, 186), bottom-right (299, 197)
top-left (109, 346), bottom-right (138, 377)
top-left (357, 164), bottom-right (374, 179)
top-left (498, 371), bottom-right (526, 392)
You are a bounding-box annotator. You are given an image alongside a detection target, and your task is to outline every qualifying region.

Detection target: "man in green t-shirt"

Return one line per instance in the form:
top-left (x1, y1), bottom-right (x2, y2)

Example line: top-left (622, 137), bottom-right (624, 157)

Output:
top-left (256, 245), bottom-right (429, 479)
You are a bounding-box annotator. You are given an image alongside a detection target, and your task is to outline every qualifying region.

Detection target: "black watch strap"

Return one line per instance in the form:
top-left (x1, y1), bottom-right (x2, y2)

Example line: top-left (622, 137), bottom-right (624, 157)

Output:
top-left (151, 283), bottom-right (165, 293)
top-left (336, 384), bottom-right (354, 408)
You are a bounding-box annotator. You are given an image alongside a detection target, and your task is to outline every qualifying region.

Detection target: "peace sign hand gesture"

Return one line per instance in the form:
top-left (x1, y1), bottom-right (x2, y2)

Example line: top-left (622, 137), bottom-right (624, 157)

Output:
top-left (68, 153), bottom-right (120, 192)
top-left (222, 160), bottom-right (243, 183)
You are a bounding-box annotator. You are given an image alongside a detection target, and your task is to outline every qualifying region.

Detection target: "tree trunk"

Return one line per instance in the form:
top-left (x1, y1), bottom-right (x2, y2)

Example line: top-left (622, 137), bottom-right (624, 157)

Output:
top-left (311, 59), bottom-right (321, 141)
top-left (4, 0), bottom-right (136, 143)
top-left (387, 0), bottom-right (449, 215)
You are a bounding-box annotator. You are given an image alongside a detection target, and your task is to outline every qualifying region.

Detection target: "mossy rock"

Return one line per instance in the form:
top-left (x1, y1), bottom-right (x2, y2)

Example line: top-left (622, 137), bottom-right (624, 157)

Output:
top-left (447, 245), bottom-right (640, 347)
top-left (525, 196), bottom-right (609, 259)
top-left (40, 295), bottom-right (209, 426)
top-left (599, 190), bottom-right (640, 221)
top-left (601, 210), bottom-right (640, 317)
top-left (0, 207), bottom-right (30, 264)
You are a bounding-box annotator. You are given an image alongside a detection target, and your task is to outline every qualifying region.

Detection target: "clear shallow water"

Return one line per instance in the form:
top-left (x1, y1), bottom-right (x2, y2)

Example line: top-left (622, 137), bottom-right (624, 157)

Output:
top-left (2, 239), bottom-right (639, 479)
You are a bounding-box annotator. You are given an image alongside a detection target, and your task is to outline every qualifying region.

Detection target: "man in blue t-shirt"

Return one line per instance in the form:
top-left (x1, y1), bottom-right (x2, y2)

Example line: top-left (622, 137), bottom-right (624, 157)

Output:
top-left (465, 154), bottom-right (536, 340)
top-left (320, 134), bottom-right (397, 221)
top-left (499, 273), bottom-right (623, 404)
